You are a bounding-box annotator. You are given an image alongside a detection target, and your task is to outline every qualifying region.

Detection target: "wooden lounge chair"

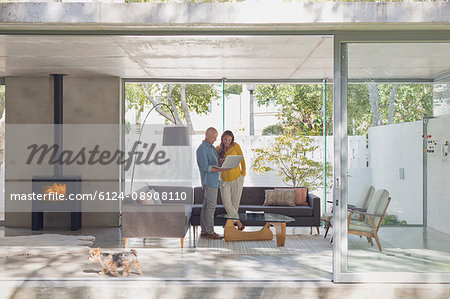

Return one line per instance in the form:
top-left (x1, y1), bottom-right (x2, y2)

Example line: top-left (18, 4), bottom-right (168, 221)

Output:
top-left (348, 189), bottom-right (391, 252)
top-left (322, 185), bottom-right (375, 243)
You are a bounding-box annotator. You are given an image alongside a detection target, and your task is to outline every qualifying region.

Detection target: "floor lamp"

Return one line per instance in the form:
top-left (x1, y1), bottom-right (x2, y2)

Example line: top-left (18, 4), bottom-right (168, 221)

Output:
top-left (129, 103), bottom-right (190, 194)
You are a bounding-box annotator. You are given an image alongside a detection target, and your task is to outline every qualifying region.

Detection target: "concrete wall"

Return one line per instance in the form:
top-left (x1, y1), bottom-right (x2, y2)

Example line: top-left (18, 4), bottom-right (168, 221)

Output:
top-left (1, 2), bottom-right (450, 31)
top-left (5, 75), bottom-right (121, 228)
top-left (368, 121), bottom-right (423, 225)
top-left (427, 116), bottom-right (450, 235)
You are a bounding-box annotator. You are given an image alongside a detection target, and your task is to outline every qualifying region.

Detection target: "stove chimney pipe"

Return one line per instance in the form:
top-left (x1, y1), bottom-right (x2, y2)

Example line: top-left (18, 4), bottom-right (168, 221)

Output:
top-left (51, 74), bottom-right (66, 177)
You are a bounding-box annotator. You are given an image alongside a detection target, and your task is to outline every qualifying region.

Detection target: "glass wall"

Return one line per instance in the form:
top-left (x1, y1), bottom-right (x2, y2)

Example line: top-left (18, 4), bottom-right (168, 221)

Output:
top-left (123, 80), bottom-right (334, 281)
top-left (344, 43), bottom-right (450, 274)
top-left (124, 81), bottom-right (333, 201)
top-left (0, 84), bottom-right (3, 222)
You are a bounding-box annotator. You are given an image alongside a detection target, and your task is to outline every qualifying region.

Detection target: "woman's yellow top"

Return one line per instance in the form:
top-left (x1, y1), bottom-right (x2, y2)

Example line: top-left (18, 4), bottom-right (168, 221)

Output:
top-left (216, 143), bottom-right (246, 182)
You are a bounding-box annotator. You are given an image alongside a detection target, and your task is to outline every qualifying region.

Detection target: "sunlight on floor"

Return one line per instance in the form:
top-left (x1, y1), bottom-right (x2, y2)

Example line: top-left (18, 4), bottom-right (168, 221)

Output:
top-left (1, 225), bottom-right (449, 280)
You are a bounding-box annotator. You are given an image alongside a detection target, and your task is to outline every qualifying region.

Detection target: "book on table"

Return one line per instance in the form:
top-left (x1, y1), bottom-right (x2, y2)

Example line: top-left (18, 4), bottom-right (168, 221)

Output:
top-left (245, 210), bottom-right (265, 218)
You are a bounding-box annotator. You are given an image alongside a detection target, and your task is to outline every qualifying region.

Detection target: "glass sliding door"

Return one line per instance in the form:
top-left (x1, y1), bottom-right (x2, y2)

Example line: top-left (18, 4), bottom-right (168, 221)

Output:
top-left (335, 42), bottom-right (450, 282)
top-left (0, 83), bottom-right (3, 222)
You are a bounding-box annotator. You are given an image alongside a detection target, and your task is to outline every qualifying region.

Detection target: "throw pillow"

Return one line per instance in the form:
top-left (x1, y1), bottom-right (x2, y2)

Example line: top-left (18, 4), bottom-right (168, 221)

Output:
top-left (275, 187), bottom-right (308, 206)
top-left (263, 189), bottom-right (296, 207)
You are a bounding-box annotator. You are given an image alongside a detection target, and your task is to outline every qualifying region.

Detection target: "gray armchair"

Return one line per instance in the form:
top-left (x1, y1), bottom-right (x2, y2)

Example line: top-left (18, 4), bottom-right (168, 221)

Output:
top-left (121, 186), bottom-right (192, 248)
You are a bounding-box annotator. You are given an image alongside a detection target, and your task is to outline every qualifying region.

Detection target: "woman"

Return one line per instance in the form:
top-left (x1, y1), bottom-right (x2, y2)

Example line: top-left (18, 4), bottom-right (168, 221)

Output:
top-left (216, 130), bottom-right (246, 231)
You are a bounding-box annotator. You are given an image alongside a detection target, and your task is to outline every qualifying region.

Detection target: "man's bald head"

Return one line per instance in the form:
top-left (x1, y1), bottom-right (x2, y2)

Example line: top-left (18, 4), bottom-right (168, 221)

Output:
top-left (206, 127), bottom-right (217, 137)
top-left (205, 127), bottom-right (218, 144)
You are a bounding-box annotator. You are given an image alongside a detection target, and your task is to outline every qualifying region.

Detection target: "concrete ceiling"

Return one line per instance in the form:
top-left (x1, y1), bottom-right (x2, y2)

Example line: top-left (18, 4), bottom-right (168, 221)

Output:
top-left (0, 35), bottom-right (449, 82)
top-left (0, 35), bottom-right (333, 80)
top-left (349, 43), bottom-right (450, 81)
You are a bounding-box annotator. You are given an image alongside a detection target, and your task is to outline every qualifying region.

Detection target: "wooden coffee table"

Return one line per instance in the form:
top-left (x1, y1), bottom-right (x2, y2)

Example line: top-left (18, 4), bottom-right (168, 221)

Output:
top-left (216, 213), bottom-right (295, 247)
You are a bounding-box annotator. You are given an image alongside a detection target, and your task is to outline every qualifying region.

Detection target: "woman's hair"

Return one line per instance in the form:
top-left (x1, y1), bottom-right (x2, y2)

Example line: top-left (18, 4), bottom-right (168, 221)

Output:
top-left (218, 130), bottom-right (235, 158)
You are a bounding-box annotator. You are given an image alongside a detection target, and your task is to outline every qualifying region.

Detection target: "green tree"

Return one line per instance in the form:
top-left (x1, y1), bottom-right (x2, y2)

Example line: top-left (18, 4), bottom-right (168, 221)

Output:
top-left (126, 83), bottom-right (149, 125)
top-left (125, 83), bottom-right (219, 132)
top-left (254, 83), bottom-right (333, 136)
top-left (253, 82), bottom-right (431, 137)
top-left (347, 84), bottom-right (371, 135)
top-left (224, 84), bottom-right (242, 97)
top-left (381, 84), bottom-right (433, 123)
top-left (262, 124), bottom-right (284, 136)
top-left (252, 127), bottom-right (332, 189)
top-left (347, 83), bottom-right (433, 135)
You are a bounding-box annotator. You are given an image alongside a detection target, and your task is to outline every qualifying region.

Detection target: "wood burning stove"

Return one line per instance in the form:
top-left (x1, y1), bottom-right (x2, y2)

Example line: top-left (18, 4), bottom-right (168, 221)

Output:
top-left (31, 74), bottom-right (82, 230)
top-left (31, 176), bottom-right (82, 230)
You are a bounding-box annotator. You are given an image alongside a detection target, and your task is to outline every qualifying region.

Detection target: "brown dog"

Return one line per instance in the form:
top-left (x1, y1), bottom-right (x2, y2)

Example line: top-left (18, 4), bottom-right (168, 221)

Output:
top-left (88, 248), bottom-right (143, 277)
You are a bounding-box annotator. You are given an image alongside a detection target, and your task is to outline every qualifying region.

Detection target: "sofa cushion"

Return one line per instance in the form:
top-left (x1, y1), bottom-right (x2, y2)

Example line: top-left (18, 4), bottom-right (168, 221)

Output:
top-left (275, 187), bottom-right (308, 206)
top-left (263, 189), bottom-right (296, 206)
top-left (194, 186), bottom-right (276, 206)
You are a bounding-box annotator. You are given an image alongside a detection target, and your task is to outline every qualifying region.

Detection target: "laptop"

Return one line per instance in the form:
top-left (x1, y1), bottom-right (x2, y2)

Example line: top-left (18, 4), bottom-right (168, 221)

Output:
top-left (213, 155), bottom-right (243, 170)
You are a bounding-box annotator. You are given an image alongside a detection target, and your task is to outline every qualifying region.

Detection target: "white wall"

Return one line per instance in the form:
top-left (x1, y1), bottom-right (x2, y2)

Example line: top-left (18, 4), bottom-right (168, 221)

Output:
top-left (348, 135), bottom-right (371, 205)
top-left (427, 116), bottom-right (450, 235)
top-left (368, 121), bottom-right (423, 225)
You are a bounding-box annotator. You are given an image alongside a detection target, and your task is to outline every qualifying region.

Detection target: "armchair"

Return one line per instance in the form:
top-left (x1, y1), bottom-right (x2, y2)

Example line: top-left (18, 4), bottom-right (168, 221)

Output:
top-left (348, 189), bottom-right (391, 252)
top-left (323, 185), bottom-right (375, 243)
top-left (348, 185), bottom-right (375, 221)
top-left (121, 186), bottom-right (192, 248)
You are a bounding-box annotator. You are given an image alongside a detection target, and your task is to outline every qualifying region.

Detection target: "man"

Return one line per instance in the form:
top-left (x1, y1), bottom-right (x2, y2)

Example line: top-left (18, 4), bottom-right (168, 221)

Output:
top-left (196, 127), bottom-right (229, 239)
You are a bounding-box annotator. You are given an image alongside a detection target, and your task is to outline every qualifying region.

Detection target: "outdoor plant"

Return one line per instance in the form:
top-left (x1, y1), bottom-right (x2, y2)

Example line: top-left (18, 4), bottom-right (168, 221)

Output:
top-left (252, 126), bottom-right (332, 189)
top-left (262, 124), bottom-right (284, 136)
top-left (382, 214), bottom-right (407, 225)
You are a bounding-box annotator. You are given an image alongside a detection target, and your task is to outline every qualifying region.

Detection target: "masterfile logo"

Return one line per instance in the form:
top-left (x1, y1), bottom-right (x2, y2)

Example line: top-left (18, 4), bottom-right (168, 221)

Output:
top-left (26, 141), bottom-right (170, 171)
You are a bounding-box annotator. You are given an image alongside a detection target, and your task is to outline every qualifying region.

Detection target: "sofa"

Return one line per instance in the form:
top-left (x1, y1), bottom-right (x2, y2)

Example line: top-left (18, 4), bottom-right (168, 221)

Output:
top-left (121, 186), bottom-right (321, 248)
top-left (191, 186), bottom-right (321, 230)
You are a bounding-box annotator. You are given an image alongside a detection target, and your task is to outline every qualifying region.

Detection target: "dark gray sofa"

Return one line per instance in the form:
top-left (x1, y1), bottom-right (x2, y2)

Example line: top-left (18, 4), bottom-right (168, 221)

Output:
top-left (191, 186), bottom-right (321, 229)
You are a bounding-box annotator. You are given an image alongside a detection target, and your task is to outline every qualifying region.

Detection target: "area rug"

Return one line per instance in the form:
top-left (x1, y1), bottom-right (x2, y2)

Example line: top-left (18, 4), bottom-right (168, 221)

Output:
top-left (0, 234), bottom-right (95, 258)
top-left (195, 234), bottom-right (332, 255)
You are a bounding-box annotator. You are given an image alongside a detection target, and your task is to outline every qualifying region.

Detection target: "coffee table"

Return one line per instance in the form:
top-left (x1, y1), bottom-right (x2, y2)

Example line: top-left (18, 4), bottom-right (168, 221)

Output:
top-left (216, 213), bottom-right (295, 247)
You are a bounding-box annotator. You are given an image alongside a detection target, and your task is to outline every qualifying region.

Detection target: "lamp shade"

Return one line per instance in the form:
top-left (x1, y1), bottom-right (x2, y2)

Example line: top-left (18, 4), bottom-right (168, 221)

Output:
top-left (246, 84), bottom-right (256, 91)
top-left (162, 126), bottom-right (190, 146)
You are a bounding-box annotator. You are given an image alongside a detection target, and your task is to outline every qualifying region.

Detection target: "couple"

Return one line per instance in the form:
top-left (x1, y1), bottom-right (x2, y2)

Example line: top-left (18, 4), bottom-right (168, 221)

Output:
top-left (196, 127), bottom-right (246, 239)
